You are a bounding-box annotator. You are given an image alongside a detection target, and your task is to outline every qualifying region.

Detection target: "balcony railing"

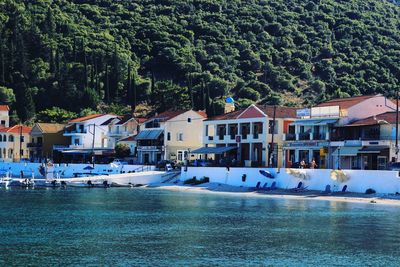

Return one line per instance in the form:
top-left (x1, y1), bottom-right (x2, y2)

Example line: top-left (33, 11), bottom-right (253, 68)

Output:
top-left (138, 146), bottom-right (164, 151)
top-left (313, 133), bottom-right (327, 140)
top-left (298, 132), bottom-right (310, 140)
top-left (64, 129), bottom-right (87, 134)
top-left (285, 133), bottom-right (296, 141)
top-left (27, 143), bottom-right (42, 148)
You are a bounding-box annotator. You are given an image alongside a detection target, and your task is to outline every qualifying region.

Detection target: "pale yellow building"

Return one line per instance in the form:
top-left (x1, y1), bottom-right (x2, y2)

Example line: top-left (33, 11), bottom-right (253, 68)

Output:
top-left (137, 110), bottom-right (207, 164)
top-left (29, 123), bottom-right (69, 161)
top-left (0, 125), bottom-right (32, 162)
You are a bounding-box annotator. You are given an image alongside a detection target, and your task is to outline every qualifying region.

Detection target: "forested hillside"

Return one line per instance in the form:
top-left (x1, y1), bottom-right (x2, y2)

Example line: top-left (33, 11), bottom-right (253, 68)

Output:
top-left (0, 0), bottom-right (400, 123)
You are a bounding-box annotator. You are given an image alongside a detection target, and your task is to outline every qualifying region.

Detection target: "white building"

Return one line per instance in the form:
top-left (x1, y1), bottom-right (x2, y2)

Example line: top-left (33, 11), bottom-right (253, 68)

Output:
top-left (107, 116), bottom-right (146, 149)
top-left (0, 105), bottom-right (9, 128)
top-left (54, 114), bottom-right (118, 161)
top-left (199, 104), bottom-right (297, 167)
top-left (283, 94), bottom-right (397, 168)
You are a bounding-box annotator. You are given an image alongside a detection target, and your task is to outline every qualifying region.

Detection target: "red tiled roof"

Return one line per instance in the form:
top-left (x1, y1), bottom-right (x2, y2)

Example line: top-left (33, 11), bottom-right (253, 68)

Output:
top-left (118, 135), bottom-right (136, 142)
top-left (0, 125), bottom-right (32, 134)
top-left (150, 110), bottom-right (187, 121)
top-left (196, 110), bottom-right (208, 118)
top-left (347, 112), bottom-right (398, 127)
top-left (0, 105), bottom-right (9, 111)
top-left (206, 105), bottom-right (297, 121)
top-left (136, 118), bottom-right (147, 124)
top-left (69, 114), bottom-right (105, 123)
top-left (316, 95), bottom-right (377, 109)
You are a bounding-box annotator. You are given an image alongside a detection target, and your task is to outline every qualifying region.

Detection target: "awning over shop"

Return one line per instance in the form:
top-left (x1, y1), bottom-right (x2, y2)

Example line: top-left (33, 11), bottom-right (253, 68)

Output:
top-left (331, 147), bottom-right (362, 157)
top-left (358, 146), bottom-right (388, 154)
top-left (136, 129), bottom-right (163, 140)
top-left (291, 118), bottom-right (338, 126)
top-left (191, 146), bottom-right (238, 154)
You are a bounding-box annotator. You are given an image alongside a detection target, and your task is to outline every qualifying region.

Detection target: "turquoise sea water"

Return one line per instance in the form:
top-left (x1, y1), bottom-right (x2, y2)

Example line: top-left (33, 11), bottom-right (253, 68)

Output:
top-left (0, 188), bottom-right (399, 266)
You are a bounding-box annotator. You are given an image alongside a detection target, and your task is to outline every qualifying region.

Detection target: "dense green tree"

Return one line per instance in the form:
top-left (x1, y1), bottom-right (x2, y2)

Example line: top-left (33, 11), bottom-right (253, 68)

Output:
top-left (0, 0), bottom-right (399, 121)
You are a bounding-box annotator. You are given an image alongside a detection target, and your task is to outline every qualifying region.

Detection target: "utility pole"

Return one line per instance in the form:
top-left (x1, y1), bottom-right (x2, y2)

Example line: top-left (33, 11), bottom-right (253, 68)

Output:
top-left (269, 105), bottom-right (277, 167)
top-left (19, 125), bottom-right (22, 161)
top-left (91, 123), bottom-right (96, 167)
top-left (396, 91), bottom-right (399, 161)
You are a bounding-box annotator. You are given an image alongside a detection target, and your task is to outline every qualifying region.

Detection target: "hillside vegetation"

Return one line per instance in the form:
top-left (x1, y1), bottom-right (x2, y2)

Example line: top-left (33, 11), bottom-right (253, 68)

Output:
top-left (0, 0), bottom-right (400, 122)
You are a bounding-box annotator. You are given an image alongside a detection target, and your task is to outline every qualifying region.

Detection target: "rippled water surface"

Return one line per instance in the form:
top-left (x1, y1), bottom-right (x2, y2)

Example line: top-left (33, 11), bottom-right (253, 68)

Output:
top-left (0, 187), bottom-right (399, 266)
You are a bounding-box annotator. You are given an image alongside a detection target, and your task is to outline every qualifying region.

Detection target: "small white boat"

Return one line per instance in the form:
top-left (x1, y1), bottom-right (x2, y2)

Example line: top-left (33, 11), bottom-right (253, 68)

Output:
top-left (0, 177), bottom-right (12, 187)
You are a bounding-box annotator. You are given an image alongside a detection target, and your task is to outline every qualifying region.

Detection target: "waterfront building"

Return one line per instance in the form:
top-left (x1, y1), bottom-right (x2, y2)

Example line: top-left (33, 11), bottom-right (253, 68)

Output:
top-left (330, 112), bottom-right (398, 170)
top-left (54, 114), bottom-right (118, 162)
top-left (199, 104), bottom-right (297, 167)
top-left (107, 116), bottom-right (146, 149)
top-left (29, 123), bottom-right (69, 162)
top-left (0, 105), bottom-right (9, 128)
top-left (0, 125), bottom-right (32, 162)
top-left (117, 135), bottom-right (137, 156)
top-left (283, 94), bottom-right (396, 168)
top-left (137, 110), bottom-right (207, 164)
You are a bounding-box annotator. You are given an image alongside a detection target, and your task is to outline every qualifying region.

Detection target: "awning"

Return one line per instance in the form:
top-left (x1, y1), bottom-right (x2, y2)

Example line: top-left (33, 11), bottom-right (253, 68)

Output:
top-left (291, 118), bottom-right (338, 126)
top-left (331, 147), bottom-right (362, 157)
top-left (136, 129), bottom-right (163, 140)
top-left (191, 146), bottom-right (238, 154)
top-left (358, 146), bottom-right (388, 154)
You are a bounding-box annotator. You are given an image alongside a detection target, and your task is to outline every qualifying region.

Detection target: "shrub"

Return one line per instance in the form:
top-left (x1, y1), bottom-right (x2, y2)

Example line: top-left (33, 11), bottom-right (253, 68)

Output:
top-left (365, 188), bottom-right (376, 194)
top-left (184, 176), bottom-right (209, 185)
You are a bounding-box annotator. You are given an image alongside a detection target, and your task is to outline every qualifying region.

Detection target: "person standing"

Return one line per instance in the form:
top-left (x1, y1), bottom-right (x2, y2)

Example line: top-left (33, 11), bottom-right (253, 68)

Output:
top-left (310, 158), bottom-right (317, 169)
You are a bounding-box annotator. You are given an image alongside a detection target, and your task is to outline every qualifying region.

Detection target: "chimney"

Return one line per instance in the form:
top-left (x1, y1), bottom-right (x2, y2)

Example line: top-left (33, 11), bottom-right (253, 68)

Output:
top-left (224, 97), bottom-right (235, 114)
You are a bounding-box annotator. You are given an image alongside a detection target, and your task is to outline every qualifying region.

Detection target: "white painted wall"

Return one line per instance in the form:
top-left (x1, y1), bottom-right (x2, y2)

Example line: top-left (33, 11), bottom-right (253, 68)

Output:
top-left (0, 162), bottom-right (155, 178)
top-left (181, 167), bottom-right (400, 194)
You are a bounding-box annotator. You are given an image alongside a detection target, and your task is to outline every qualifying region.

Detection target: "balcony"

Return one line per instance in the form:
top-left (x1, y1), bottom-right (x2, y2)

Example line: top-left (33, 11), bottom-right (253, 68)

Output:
top-left (108, 131), bottom-right (130, 137)
top-left (298, 132), bottom-right (311, 140)
top-left (64, 129), bottom-right (87, 135)
top-left (285, 133), bottom-right (296, 141)
top-left (312, 132), bottom-right (328, 140)
top-left (137, 146), bottom-right (164, 151)
top-left (27, 142), bottom-right (42, 148)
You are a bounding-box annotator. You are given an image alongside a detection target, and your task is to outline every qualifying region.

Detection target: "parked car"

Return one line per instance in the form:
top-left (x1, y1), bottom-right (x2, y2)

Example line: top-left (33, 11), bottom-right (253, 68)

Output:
top-left (387, 162), bottom-right (400, 171)
top-left (111, 159), bottom-right (128, 165)
top-left (156, 160), bottom-right (176, 169)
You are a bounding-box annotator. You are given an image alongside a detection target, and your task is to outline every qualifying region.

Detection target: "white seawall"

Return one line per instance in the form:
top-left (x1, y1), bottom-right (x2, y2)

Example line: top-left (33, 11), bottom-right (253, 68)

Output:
top-left (181, 167), bottom-right (400, 194)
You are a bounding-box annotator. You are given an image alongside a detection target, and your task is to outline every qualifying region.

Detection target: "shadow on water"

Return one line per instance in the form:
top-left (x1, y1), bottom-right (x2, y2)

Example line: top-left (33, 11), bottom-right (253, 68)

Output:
top-left (0, 187), bottom-right (399, 266)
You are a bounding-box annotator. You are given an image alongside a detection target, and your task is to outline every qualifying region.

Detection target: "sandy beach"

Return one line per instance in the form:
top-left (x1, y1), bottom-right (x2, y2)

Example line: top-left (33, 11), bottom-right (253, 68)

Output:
top-left (148, 182), bottom-right (400, 206)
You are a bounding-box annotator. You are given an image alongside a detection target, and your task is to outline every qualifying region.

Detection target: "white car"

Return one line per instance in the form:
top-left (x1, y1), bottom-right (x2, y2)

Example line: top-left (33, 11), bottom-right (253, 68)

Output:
top-left (111, 159), bottom-right (128, 165)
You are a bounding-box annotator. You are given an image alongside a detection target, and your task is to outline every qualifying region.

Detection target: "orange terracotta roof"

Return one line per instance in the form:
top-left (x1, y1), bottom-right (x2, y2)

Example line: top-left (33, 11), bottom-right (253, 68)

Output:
top-left (136, 118), bottom-right (147, 124)
top-left (0, 105), bottom-right (9, 111)
top-left (316, 95), bottom-right (377, 109)
top-left (347, 112), bottom-right (398, 127)
top-left (0, 125), bottom-right (32, 134)
top-left (69, 114), bottom-right (104, 123)
top-left (146, 110), bottom-right (188, 122)
top-left (118, 135), bottom-right (136, 142)
top-left (196, 110), bottom-right (208, 118)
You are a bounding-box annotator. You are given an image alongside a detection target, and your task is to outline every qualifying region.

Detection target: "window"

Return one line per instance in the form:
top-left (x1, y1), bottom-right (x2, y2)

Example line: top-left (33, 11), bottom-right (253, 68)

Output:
top-left (187, 118), bottom-right (191, 123)
top-left (8, 135), bottom-right (14, 142)
top-left (74, 138), bottom-right (80, 145)
top-left (20, 149), bottom-right (23, 156)
top-left (268, 120), bottom-right (278, 134)
top-left (177, 133), bottom-right (183, 141)
top-left (1, 120), bottom-right (5, 125)
top-left (167, 132), bottom-right (171, 141)
top-left (37, 137), bottom-right (43, 144)
top-left (20, 136), bottom-right (24, 142)
top-left (0, 135), bottom-right (2, 142)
